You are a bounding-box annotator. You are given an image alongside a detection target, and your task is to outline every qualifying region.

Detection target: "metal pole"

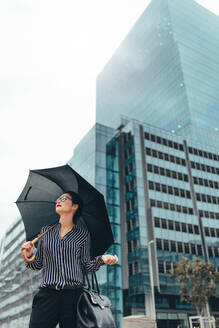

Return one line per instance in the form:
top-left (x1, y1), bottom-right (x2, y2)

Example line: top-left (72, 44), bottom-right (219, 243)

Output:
top-left (148, 240), bottom-right (157, 328)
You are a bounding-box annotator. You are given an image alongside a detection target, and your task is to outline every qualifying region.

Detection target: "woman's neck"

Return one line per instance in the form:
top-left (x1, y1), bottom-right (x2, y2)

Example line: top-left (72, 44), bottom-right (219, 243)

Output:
top-left (59, 214), bottom-right (75, 229)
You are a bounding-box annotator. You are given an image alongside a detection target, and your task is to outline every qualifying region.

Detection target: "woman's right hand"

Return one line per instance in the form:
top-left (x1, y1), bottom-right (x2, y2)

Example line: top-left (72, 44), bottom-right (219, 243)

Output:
top-left (21, 241), bottom-right (34, 258)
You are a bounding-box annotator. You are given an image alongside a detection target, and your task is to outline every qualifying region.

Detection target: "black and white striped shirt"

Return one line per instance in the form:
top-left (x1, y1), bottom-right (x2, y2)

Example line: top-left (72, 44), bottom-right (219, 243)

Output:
top-left (26, 223), bottom-right (105, 288)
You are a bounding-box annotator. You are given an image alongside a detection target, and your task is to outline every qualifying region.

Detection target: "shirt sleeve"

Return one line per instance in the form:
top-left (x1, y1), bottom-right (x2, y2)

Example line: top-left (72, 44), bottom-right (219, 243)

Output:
top-left (80, 232), bottom-right (105, 273)
top-left (25, 227), bottom-right (45, 271)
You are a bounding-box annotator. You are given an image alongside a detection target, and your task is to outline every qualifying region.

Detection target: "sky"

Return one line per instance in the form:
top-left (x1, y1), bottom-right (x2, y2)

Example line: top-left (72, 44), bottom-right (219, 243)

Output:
top-left (0, 0), bottom-right (219, 238)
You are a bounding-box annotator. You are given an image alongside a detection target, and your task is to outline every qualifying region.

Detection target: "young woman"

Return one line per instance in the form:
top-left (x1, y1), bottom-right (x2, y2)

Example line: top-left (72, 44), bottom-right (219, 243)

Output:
top-left (21, 191), bottom-right (118, 328)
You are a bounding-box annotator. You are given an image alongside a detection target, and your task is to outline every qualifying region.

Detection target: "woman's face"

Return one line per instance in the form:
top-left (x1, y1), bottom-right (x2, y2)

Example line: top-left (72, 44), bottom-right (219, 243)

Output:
top-left (55, 193), bottom-right (74, 215)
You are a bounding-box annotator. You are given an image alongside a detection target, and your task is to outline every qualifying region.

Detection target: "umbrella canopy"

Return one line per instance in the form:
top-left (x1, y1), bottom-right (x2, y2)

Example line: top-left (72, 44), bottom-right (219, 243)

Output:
top-left (16, 164), bottom-right (114, 257)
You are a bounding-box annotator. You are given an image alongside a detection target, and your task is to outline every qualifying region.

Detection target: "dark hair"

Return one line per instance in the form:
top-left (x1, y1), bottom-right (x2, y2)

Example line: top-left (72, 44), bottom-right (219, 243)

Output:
top-left (64, 191), bottom-right (83, 220)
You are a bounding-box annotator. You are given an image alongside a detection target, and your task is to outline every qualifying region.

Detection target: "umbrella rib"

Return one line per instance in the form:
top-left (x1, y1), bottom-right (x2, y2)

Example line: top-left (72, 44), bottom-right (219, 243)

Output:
top-left (16, 200), bottom-right (56, 204)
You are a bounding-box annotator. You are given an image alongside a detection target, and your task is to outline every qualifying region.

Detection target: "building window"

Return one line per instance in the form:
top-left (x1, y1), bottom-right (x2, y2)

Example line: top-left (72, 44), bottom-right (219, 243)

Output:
top-left (166, 169), bottom-right (171, 177)
top-left (204, 227), bottom-right (209, 236)
top-left (146, 148), bottom-right (151, 155)
top-left (168, 239), bottom-right (199, 254)
top-left (208, 247), bottom-right (213, 257)
top-left (155, 183), bottom-right (161, 192)
top-left (170, 241), bottom-right (176, 252)
top-left (148, 180), bottom-right (191, 199)
top-left (153, 217), bottom-right (200, 236)
top-left (177, 242), bottom-right (183, 253)
top-left (168, 220), bottom-right (174, 230)
top-left (133, 239), bottom-right (138, 251)
top-left (214, 248), bottom-right (219, 257)
top-left (191, 244), bottom-right (196, 255)
top-left (164, 202), bottom-right (169, 210)
top-left (191, 161), bottom-right (219, 175)
top-left (184, 243), bottom-right (190, 254)
top-left (164, 240), bottom-right (169, 251)
top-left (147, 163), bottom-right (152, 171)
top-left (188, 224), bottom-right (193, 234)
top-left (189, 147), bottom-right (219, 161)
top-left (161, 184), bottom-right (167, 193)
top-left (132, 217), bottom-right (137, 229)
top-left (157, 201), bottom-right (162, 208)
top-left (129, 263), bottom-right (133, 276)
top-left (197, 245), bottom-right (203, 256)
top-left (145, 147), bottom-right (186, 166)
top-left (161, 219), bottom-right (167, 229)
top-left (154, 217), bottom-right (160, 228)
top-left (127, 221), bottom-right (131, 231)
top-left (156, 239), bottom-right (162, 250)
top-left (158, 262), bottom-right (165, 273)
top-left (150, 199), bottom-right (193, 215)
top-left (181, 223), bottom-right (187, 233)
top-left (134, 262), bottom-right (139, 274)
top-left (210, 228), bottom-right (216, 237)
top-left (175, 222), bottom-right (181, 231)
top-left (166, 262), bottom-right (171, 273)
top-left (145, 132), bottom-right (150, 140)
top-left (144, 133), bottom-right (184, 151)
top-left (128, 242), bottom-right (132, 253)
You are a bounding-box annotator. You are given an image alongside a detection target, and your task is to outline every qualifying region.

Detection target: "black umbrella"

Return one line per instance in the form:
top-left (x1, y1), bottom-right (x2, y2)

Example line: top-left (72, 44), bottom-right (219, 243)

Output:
top-left (16, 164), bottom-right (114, 257)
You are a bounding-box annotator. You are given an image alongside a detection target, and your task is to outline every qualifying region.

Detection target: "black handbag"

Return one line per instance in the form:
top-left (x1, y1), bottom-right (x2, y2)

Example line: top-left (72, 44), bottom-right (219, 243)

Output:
top-left (76, 269), bottom-right (116, 328)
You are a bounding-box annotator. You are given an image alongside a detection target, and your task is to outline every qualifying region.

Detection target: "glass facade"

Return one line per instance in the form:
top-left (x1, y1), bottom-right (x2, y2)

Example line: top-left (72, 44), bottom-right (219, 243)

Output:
top-left (106, 136), bottom-right (123, 325)
top-left (96, 0), bottom-right (219, 149)
top-left (68, 123), bottom-right (124, 328)
top-left (106, 118), bottom-right (219, 328)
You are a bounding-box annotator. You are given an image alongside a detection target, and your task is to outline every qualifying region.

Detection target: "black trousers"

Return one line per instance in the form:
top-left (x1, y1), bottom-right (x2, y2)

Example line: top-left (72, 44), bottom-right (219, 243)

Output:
top-left (29, 287), bottom-right (82, 328)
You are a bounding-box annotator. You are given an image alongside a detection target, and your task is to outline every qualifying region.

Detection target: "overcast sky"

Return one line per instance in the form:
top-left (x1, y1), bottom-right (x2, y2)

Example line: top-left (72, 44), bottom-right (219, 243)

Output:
top-left (0, 0), bottom-right (219, 238)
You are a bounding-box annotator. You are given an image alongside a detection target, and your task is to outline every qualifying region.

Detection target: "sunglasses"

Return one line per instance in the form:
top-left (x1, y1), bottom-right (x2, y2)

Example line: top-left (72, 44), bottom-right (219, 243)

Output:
top-left (55, 196), bottom-right (72, 203)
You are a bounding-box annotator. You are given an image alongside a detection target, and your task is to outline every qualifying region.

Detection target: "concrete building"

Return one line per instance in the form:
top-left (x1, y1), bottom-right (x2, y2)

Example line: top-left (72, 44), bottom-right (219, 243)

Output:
top-left (0, 217), bottom-right (41, 327)
top-left (106, 117), bottom-right (219, 327)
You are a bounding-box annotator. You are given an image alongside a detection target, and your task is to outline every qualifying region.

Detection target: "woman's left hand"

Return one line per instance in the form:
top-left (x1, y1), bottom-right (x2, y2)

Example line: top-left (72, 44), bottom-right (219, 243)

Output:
top-left (101, 254), bottom-right (118, 265)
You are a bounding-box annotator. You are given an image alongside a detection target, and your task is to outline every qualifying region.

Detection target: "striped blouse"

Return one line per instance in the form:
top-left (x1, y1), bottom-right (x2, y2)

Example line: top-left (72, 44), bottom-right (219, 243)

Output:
top-left (26, 223), bottom-right (105, 288)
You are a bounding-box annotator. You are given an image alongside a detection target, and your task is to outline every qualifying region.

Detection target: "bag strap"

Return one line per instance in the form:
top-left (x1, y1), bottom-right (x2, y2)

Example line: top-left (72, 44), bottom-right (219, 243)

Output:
top-left (82, 266), bottom-right (91, 289)
top-left (91, 272), bottom-right (100, 294)
top-left (82, 267), bottom-right (100, 294)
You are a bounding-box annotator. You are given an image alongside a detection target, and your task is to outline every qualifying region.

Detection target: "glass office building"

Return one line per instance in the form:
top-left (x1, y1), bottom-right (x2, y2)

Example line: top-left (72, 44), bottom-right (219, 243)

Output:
top-left (96, 0), bottom-right (219, 149)
top-left (106, 118), bottom-right (219, 328)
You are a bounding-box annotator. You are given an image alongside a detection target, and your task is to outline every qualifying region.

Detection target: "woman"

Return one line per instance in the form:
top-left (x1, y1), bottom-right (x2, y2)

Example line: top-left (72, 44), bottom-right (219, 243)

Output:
top-left (21, 191), bottom-right (118, 328)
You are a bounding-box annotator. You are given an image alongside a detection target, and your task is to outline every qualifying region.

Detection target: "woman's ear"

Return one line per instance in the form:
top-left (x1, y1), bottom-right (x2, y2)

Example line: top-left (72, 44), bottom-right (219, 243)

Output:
top-left (72, 203), bottom-right (79, 212)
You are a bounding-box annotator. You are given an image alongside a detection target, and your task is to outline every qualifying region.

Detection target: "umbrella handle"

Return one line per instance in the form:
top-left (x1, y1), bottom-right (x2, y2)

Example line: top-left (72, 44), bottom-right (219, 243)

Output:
top-left (22, 224), bottom-right (57, 263)
top-left (22, 249), bottom-right (36, 263)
